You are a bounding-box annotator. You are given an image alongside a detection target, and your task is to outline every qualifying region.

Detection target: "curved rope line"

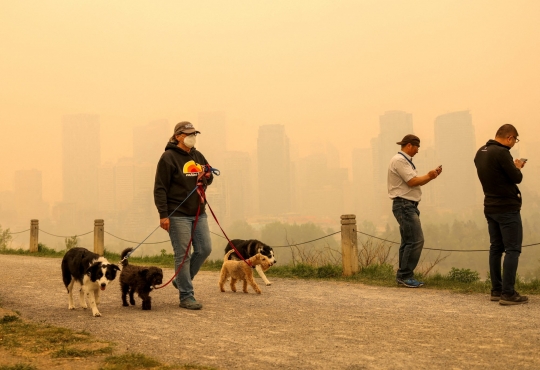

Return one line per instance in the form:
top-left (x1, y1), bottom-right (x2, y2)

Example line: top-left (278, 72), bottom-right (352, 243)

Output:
top-left (104, 231), bottom-right (170, 244)
top-left (40, 230), bottom-right (93, 238)
top-left (357, 231), bottom-right (540, 252)
top-left (8, 229), bottom-right (30, 234)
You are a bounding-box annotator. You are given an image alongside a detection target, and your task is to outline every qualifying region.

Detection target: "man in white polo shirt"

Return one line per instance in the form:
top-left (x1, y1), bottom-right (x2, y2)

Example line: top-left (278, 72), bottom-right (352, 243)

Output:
top-left (388, 134), bottom-right (442, 288)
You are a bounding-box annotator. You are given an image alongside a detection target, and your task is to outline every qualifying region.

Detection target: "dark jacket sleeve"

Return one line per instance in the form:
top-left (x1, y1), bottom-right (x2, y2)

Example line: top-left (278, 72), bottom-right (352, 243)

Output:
top-left (499, 150), bottom-right (523, 184)
top-left (154, 156), bottom-right (174, 219)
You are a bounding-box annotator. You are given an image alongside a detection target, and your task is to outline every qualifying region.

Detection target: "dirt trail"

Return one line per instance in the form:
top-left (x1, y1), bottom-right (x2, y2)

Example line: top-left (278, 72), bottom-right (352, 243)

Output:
top-left (1, 254), bottom-right (539, 369)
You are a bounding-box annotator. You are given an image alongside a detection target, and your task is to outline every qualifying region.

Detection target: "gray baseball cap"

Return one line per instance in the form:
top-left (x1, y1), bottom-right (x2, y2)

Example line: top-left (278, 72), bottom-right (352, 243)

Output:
top-left (173, 121), bottom-right (200, 135)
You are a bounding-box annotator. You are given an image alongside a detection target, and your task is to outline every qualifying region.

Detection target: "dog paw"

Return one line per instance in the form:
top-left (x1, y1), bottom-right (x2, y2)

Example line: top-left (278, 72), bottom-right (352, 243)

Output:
top-left (265, 282), bottom-right (272, 286)
top-left (93, 312), bottom-right (101, 317)
top-left (68, 306), bottom-right (75, 310)
top-left (122, 302), bottom-right (129, 307)
top-left (82, 305), bottom-right (88, 309)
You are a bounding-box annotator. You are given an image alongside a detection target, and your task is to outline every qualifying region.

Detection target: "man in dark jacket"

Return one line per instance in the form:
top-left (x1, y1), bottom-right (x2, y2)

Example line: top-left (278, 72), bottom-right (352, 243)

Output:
top-left (154, 121), bottom-right (213, 310)
top-left (474, 124), bottom-right (527, 305)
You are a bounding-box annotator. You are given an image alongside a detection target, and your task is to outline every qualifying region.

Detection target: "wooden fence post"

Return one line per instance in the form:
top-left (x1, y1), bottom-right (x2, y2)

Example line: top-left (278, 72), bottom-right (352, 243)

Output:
top-left (94, 219), bottom-right (104, 256)
top-left (341, 214), bottom-right (358, 276)
top-left (29, 219), bottom-right (39, 253)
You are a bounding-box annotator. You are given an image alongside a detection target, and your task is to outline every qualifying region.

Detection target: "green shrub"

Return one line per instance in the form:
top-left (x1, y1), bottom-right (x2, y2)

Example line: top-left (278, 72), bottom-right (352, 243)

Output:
top-left (447, 267), bottom-right (480, 283)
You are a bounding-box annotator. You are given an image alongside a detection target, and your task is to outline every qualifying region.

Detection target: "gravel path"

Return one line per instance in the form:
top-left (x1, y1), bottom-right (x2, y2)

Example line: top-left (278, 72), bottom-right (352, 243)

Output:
top-left (1, 254), bottom-right (539, 369)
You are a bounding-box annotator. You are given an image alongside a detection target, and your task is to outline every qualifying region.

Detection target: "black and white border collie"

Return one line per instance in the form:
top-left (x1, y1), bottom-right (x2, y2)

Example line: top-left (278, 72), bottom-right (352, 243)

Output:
top-left (61, 247), bottom-right (120, 317)
top-left (225, 239), bottom-right (276, 286)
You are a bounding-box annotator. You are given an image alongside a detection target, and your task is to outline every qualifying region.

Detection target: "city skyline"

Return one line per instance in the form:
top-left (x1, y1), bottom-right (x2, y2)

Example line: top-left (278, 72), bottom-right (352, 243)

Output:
top-left (1, 109), bottom-right (535, 229)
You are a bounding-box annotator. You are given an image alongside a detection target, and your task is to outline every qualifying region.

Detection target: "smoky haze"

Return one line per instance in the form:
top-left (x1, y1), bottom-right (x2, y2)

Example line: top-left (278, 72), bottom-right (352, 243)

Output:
top-left (1, 2), bottom-right (540, 274)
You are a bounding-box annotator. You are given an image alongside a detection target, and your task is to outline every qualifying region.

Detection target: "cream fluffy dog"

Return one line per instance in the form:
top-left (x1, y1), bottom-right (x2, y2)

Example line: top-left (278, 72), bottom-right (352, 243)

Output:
top-left (219, 249), bottom-right (272, 294)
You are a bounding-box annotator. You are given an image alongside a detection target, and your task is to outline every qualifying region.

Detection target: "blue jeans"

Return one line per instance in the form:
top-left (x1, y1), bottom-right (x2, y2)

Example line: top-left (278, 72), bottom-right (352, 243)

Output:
top-left (169, 213), bottom-right (212, 301)
top-left (485, 211), bottom-right (522, 295)
top-left (392, 198), bottom-right (424, 280)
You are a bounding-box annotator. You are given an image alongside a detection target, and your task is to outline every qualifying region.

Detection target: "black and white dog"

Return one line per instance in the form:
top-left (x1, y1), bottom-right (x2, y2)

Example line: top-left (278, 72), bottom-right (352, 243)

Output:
top-left (224, 239), bottom-right (276, 286)
top-left (61, 247), bottom-right (120, 317)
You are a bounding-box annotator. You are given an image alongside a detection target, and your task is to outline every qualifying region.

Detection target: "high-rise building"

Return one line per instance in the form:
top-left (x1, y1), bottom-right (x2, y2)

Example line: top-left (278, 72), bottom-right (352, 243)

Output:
top-left (98, 162), bottom-right (115, 214)
top-left (115, 157), bottom-right (134, 212)
top-left (62, 114), bottom-right (100, 211)
top-left (197, 112), bottom-right (227, 169)
top-left (352, 148), bottom-right (374, 220)
top-left (371, 111), bottom-right (414, 218)
top-left (13, 169), bottom-right (46, 221)
top-left (434, 111), bottom-right (477, 210)
top-left (133, 119), bottom-right (170, 165)
top-left (223, 151), bottom-right (253, 222)
top-left (257, 125), bottom-right (291, 216)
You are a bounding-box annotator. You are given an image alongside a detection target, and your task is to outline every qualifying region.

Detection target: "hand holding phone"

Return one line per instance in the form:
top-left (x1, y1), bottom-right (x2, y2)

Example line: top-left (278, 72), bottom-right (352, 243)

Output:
top-left (520, 158), bottom-right (528, 163)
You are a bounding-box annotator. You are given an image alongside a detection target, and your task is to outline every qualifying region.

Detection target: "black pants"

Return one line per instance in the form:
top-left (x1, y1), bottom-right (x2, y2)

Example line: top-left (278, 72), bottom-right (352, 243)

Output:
top-left (485, 211), bottom-right (522, 295)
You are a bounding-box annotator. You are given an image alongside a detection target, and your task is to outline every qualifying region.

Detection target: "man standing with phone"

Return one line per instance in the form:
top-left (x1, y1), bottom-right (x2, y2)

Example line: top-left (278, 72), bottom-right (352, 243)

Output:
top-left (474, 124), bottom-right (528, 305)
top-left (388, 134), bottom-right (443, 288)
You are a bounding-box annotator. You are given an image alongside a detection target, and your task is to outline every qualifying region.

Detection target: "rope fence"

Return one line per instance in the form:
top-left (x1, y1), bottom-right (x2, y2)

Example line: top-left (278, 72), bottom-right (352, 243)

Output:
top-left (40, 230), bottom-right (93, 238)
top-left (9, 229), bottom-right (30, 234)
top-left (4, 216), bottom-right (540, 276)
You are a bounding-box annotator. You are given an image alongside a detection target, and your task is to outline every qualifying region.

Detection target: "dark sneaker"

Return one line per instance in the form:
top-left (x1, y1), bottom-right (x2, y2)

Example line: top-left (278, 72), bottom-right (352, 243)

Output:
top-left (490, 291), bottom-right (502, 301)
top-left (172, 279), bottom-right (178, 289)
top-left (397, 278), bottom-right (424, 288)
top-left (180, 297), bottom-right (202, 310)
top-left (499, 291), bottom-right (528, 306)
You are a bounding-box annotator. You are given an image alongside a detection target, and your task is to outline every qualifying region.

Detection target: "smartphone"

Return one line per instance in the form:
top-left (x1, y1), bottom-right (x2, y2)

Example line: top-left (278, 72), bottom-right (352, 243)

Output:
top-left (520, 158), bottom-right (528, 163)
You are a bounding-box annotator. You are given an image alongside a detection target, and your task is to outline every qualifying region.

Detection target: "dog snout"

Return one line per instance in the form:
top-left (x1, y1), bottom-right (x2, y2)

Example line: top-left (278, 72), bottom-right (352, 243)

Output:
top-left (100, 283), bottom-right (106, 288)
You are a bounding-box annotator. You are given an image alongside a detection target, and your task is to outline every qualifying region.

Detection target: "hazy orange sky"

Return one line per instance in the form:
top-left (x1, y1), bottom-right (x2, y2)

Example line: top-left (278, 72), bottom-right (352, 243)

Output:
top-left (1, 1), bottom-right (539, 203)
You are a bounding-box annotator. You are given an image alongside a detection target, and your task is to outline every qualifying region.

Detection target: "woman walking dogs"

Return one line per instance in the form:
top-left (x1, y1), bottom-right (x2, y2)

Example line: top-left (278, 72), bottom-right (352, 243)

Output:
top-left (154, 121), bottom-right (213, 310)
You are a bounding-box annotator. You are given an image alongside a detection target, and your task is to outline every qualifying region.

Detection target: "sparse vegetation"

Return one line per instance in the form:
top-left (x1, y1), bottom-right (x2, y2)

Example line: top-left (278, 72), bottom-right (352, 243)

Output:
top-left (0, 225), bottom-right (12, 251)
top-left (0, 301), bottom-right (213, 369)
top-left (64, 235), bottom-right (79, 250)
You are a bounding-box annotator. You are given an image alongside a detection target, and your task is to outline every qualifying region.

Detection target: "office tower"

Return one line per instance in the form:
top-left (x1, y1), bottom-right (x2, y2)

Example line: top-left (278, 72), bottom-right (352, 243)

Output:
top-left (115, 157), bottom-right (134, 212)
top-left (351, 148), bottom-right (374, 220)
top-left (197, 112), bottom-right (227, 168)
top-left (62, 114), bottom-right (100, 211)
top-left (223, 151), bottom-right (253, 222)
top-left (434, 111), bottom-right (476, 211)
top-left (371, 111), bottom-right (414, 218)
top-left (257, 125), bottom-right (291, 216)
top-left (98, 162), bottom-right (115, 214)
top-left (133, 119), bottom-right (170, 165)
top-left (13, 169), bottom-right (46, 220)
top-left (413, 146), bottom-right (438, 208)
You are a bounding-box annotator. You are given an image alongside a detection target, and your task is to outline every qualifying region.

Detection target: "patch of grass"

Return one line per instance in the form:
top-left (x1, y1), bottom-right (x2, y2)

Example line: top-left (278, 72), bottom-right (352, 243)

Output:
top-left (1, 315), bottom-right (20, 324)
top-left (0, 364), bottom-right (38, 370)
top-left (0, 317), bottom-right (98, 353)
top-left (0, 243), bottom-right (65, 258)
top-left (52, 345), bottom-right (113, 358)
top-left (100, 353), bottom-right (161, 369)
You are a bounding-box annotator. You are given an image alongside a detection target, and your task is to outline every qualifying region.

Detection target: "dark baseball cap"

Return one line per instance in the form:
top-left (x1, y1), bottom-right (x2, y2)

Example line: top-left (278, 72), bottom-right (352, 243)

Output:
top-left (173, 121), bottom-right (200, 135)
top-left (396, 134), bottom-right (420, 146)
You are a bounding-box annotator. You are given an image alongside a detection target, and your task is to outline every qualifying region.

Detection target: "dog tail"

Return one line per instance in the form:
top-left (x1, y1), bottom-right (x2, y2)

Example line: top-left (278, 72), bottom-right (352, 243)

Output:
top-left (120, 248), bottom-right (133, 266)
top-left (61, 257), bottom-right (71, 292)
top-left (224, 249), bottom-right (235, 261)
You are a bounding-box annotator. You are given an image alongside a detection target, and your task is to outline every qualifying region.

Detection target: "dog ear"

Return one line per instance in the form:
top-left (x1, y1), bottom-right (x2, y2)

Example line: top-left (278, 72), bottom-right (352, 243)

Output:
top-left (111, 264), bottom-right (120, 271)
top-left (138, 268), bottom-right (149, 277)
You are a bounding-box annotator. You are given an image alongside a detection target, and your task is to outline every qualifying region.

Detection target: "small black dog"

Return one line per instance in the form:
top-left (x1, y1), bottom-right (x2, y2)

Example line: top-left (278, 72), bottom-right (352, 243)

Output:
top-left (119, 248), bottom-right (163, 310)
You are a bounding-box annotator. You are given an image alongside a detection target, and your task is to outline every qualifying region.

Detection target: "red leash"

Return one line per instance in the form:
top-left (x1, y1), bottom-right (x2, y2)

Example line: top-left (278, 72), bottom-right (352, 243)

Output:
top-left (154, 166), bottom-right (252, 290)
top-left (198, 187), bottom-right (253, 268)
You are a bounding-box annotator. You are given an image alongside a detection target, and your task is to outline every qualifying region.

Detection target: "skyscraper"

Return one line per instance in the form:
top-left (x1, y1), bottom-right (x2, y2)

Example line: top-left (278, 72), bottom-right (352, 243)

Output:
top-left (434, 111), bottom-right (477, 211)
top-left (197, 112), bottom-right (227, 168)
top-left (62, 114), bottom-right (100, 211)
top-left (133, 119), bottom-right (170, 165)
top-left (371, 111), bottom-right (414, 218)
top-left (257, 125), bottom-right (291, 216)
top-left (13, 169), bottom-right (46, 221)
